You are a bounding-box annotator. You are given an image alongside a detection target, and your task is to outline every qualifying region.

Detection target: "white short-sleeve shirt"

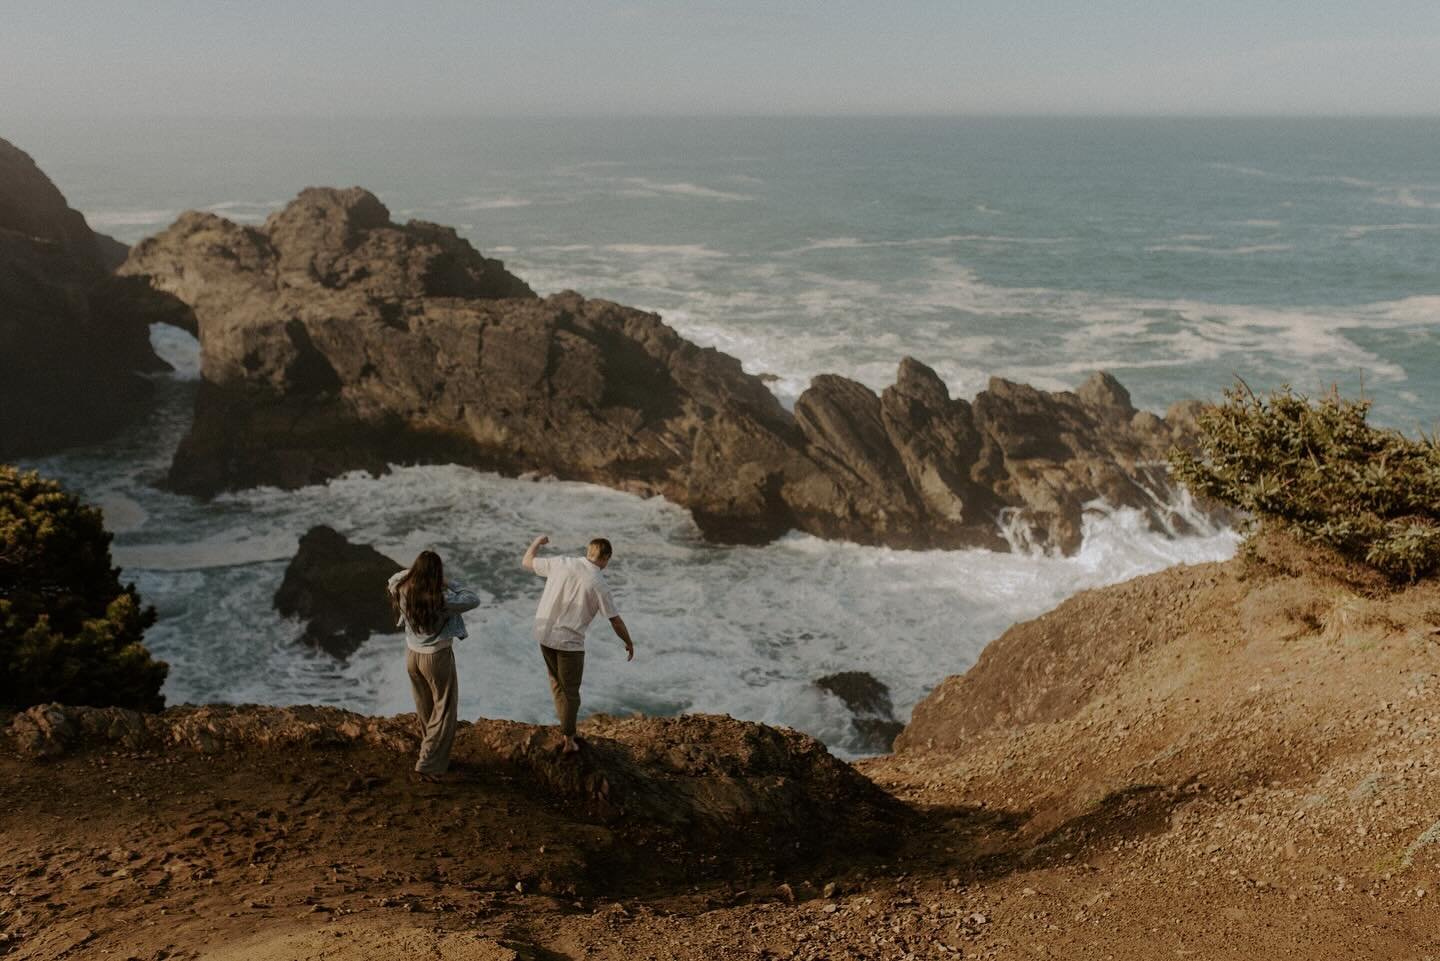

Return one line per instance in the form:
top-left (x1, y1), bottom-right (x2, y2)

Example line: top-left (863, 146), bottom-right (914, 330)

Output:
top-left (531, 556), bottom-right (619, 651)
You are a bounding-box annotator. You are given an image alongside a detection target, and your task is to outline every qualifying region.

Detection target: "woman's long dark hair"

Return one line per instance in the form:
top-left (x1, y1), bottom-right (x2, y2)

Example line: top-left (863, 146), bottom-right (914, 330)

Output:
top-left (392, 550), bottom-right (446, 634)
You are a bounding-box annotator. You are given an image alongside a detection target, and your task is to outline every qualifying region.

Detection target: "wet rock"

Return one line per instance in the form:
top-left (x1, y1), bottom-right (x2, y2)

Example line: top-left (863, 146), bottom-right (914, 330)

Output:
top-left (817, 672), bottom-right (895, 717)
top-left (273, 525), bottom-right (403, 658)
top-left (816, 672), bottom-right (905, 753)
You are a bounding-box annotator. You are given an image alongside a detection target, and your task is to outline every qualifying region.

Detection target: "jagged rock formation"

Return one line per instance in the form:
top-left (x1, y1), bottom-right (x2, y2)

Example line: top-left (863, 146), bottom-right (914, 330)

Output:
top-left (273, 525), bottom-right (403, 658)
top-left (0, 138), bottom-right (177, 457)
top-left (123, 187), bottom-right (1204, 552)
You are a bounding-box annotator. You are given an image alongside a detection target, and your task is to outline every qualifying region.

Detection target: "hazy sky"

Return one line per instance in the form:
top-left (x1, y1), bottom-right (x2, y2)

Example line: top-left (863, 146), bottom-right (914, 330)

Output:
top-left (4, 1), bottom-right (1439, 116)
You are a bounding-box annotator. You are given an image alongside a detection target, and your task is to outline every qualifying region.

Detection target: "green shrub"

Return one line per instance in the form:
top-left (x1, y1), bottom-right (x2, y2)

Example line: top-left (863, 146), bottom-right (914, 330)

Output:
top-left (0, 466), bottom-right (167, 709)
top-left (1170, 384), bottom-right (1440, 582)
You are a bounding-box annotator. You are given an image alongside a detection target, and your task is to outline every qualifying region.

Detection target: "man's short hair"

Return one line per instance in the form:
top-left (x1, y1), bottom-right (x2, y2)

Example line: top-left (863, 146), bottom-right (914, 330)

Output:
top-left (587, 538), bottom-right (613, 561)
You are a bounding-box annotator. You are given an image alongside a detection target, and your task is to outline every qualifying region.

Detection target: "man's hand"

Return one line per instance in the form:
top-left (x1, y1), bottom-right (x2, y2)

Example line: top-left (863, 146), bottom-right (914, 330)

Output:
top-left (610, 615), bottom-right (634, 662)
top-left (534, 534), bottom-right (549, 547)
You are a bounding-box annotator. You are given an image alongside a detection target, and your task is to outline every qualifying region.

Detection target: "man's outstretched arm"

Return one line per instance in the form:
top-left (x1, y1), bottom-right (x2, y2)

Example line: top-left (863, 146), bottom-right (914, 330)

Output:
top-left (522, 534), bottom-right (549, 572)
top-left (610, 615), bottom-right (635, 662)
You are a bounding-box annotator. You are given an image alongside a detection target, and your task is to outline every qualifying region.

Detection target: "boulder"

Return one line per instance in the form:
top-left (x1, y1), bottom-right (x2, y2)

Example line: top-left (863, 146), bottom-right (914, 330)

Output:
top-left (121, 186), bottom-right (1212, 554)
top-left (0, 138), bottom-right (179, 457)
top-left (273, 525), bottom-right (403, 657)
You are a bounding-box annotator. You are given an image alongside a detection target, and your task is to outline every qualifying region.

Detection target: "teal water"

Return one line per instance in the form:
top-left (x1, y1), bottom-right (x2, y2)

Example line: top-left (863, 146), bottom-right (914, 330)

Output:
top-left (6, 117), bottom-right (1436, 753)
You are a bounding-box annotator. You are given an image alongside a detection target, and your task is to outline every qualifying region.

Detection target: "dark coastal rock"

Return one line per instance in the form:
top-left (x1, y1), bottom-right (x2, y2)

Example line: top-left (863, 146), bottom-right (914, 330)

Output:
top-left (0, 138), bottom-right (175, 457)
top-left (122, 186), bottom-right (1208, 553)
top-left (274, 525), bottom-right (403, 658)
top-left (92, 231), bottom-right (130, 272)
top-left (816, 671), bottom-right (905, 753)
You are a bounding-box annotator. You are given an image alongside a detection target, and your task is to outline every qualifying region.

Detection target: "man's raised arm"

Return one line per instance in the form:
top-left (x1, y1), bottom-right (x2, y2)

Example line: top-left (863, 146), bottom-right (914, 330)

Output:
top-left (610, 615), bottom-right (635, 662)
top-left (522, 534), bottom-right (549, 572)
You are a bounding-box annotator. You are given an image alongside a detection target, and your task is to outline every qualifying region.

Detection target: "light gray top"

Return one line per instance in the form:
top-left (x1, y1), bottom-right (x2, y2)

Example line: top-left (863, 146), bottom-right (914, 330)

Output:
top-left (387, 569), bottom-right (481, 654)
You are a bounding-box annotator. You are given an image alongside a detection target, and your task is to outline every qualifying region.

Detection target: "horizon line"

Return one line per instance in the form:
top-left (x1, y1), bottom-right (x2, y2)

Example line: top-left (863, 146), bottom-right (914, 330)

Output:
top-left (6, 110), bottom-right (1440, 123)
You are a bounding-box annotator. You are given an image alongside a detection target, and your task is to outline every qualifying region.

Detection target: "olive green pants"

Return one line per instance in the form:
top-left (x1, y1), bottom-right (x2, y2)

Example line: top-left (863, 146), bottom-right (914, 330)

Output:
top-left (406, 646), bottom-right (458, 775)
top-left (540, 645), bottom-right (585, 736)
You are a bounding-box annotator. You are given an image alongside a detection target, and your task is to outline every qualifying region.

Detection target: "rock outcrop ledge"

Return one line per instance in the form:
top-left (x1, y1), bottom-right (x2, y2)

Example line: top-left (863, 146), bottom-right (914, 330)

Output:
top-left (124, 187), bottom-right (1205, 552)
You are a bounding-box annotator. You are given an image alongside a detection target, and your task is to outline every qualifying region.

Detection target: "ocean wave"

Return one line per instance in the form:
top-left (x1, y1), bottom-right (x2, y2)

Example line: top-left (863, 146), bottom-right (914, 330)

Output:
top-left (1145, 243), bottom-right (1294, 255)
top-left (781, 234), bottom-right (1068, 255)
top-left (84, 208), bottom-right (179, 228)
top-left (1342, 223), bottom-right (1440, 238)
top-left (201, 200), bottom-right (281, 222)
top-left (114, 531), bottom-right (300, 571)
top-left (457, 195), bottom-right (534, 210)
top-left (1210, 163), bottom-right (1440, 212)
top-left (1381, 187), bottom-right (1440, 210)
top-left (618, 178), bottom-right (755, 202)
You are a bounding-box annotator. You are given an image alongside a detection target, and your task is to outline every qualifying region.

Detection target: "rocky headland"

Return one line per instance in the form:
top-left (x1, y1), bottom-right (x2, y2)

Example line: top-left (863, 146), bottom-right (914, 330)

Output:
top-left (0, 138), bottom-right (177, 456)
top-left (121, 187), bottom-right (1207, 553)
top-left (7, 532), bottom-right (1440, 958)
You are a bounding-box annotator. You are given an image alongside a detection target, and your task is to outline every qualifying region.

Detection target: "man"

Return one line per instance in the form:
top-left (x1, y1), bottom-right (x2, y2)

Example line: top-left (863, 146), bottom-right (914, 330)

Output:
top-left (522, 534), bottom-right (635, 753)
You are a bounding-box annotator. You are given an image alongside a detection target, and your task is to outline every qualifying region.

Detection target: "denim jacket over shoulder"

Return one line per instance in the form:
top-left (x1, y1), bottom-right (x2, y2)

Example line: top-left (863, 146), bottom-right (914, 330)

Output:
top-left (387, 569), bottom-right (481, 654)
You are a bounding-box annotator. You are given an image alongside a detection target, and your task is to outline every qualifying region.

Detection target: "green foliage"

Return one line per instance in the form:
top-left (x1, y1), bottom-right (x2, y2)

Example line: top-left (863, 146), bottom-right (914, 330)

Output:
top-left (1170, 384), bottom-right (1440, 582)
top-left (0, 465), bottom-right (166, 709)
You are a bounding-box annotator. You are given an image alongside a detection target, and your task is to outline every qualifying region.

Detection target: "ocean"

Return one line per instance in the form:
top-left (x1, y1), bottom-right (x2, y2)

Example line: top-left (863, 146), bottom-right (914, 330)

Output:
top-left (9, 116), bottom-right (1438, 755)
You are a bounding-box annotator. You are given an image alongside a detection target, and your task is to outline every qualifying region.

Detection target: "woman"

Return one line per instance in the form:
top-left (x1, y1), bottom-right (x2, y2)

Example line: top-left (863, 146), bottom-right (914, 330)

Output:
top-left (387, 550), bottom-right (480, 781)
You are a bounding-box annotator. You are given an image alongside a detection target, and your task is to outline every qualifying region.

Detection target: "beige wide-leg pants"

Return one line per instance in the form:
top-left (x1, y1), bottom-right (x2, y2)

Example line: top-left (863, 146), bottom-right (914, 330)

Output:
top-left (540, 645), bottom-right (585, 736)
top-left (406, 646), bottom-right (458, 774)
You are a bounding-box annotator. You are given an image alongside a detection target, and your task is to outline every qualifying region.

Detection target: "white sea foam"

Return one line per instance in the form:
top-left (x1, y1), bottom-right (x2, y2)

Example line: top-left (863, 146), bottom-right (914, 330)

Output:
top-left (201, 200), bottom-right (281, 222)
top-left (603, 243), bottom-right (729, 259)
top-left (1382, 187), bottom-right (1440, 210)
top-left (457, 196), bottom-right (534, 210)
top-left (149, 324), bottom-right (201, 379)
top-left (115, 530), bottom-right (300, 571)
top-left (1343, 223), bottom-right (1440, 239)
top-left (84, 209), bottom-right (178, 228)
top-left (1145, 243), bottom-right (1294, 255)
top-left (618, 178), bottom-right (754, 202)
top-left (95, 494), bottom-right (148, 534)
top-left (781, 234), bottom-right (1067, 255)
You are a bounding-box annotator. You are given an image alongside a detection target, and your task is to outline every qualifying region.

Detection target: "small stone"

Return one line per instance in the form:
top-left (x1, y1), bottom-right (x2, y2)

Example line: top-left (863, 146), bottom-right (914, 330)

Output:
top-left (514, 881), bottom-right (525, 894)
top-left (778, 883), bottom-right (796, 903)
top-left (823, 882), bottom-right (837, 899)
